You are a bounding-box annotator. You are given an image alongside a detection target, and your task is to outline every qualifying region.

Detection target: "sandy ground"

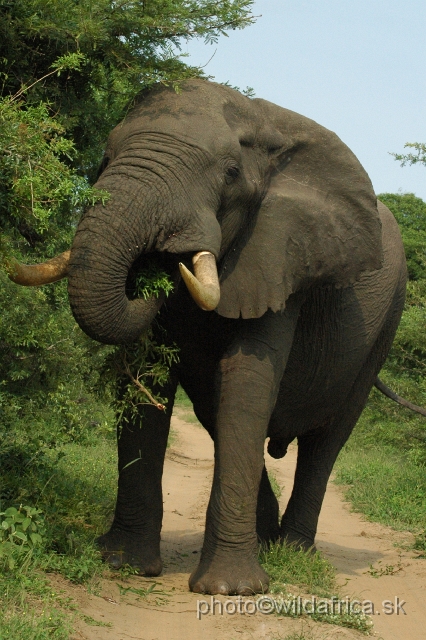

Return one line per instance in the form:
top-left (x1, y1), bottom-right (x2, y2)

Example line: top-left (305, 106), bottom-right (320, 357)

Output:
top-left (58, 410), bottom-right (426, 640)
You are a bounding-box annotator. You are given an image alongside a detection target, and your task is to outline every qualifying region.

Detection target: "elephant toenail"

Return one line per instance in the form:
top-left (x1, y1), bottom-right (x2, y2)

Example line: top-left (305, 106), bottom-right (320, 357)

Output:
top-left (237, 583), bottom-right (255, 596)
top-left (215, 582), bottom-right (231, 595)
top-left (191, 581), bottom-right (206, 594)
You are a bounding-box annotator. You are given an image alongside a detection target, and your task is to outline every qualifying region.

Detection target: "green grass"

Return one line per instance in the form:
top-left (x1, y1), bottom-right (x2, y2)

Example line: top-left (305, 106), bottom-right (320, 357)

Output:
top-left (259, 543), bottom-right (372, 633)
top-left (0, 606), bottom-right (72, 640)
top-left (0, 438), bottom-right (117, 637)
top-left (268, 470), bottom-right (282, 499)
top-left (335, 446), bottom-right (426, 530)
top-left (174, 385), bottom-right (202, 425)
top-left (174, 385), bottom-right (193, 409)
top-left (334, 379), bottom-right (426, 540)
top-left (260, 543), bottom-right (336, 599)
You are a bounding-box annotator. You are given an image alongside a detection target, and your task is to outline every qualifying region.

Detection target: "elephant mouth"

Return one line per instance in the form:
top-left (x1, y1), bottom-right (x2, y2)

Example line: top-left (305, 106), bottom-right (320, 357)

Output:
top-left (8, 248), bottom-right (221, 313)
top-left (125, 252), bottom-right (177, 302)
top-left (126, 250), bottom-right (220, 312)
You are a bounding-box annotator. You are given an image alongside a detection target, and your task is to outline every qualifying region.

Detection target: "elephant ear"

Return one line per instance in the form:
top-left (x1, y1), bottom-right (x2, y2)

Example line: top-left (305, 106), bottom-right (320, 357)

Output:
top-left (217, 101), bottom-right (383, 319)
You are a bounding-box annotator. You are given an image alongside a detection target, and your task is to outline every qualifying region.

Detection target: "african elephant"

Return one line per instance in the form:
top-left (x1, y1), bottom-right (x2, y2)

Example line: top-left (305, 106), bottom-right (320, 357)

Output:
top-left (10, 79), bottom-right (407, 596)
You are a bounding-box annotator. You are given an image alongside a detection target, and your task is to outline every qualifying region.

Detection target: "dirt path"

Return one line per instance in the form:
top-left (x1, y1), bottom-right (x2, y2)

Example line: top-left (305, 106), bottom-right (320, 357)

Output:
top-left (65, 411), bottom-right (426, 640)
top-left (268, 445), bottom-right (426, 640)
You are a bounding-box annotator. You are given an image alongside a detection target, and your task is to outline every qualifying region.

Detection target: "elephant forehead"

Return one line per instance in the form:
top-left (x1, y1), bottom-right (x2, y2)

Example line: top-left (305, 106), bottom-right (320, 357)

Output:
top-left (109, 80), bottom-right (270, 152)
top-left (129, 78), bottom-right (253, 120)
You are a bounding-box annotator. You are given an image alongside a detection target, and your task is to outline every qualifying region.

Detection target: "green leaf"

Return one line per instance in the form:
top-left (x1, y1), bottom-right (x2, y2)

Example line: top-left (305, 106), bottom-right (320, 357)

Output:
top-left (29, 532), bottom-right (43, 546)
top-left (51, 52), bottom-right (87, 72)
top-left (13, 530), bottom-right (28, 543)
top-left (14, 513), bottom-right (26, 523)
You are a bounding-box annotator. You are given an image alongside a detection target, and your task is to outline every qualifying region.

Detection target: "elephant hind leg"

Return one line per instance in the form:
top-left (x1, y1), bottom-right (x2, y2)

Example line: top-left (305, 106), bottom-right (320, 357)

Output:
top-left (279, 426), bottom-right (339, 551)
top-left (280, 321), bottom-right (400, 550)
top-left (256, 466), bottom-right (280, 545)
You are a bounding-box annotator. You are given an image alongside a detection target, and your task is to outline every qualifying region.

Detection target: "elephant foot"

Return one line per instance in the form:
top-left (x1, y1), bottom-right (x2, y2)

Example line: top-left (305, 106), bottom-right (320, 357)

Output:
top-left (189, 553), bottom-right (269, 595)
top-left (96, 528), bottom-right (162, 576)
top-left (279, 527), bottom-right (317, 554)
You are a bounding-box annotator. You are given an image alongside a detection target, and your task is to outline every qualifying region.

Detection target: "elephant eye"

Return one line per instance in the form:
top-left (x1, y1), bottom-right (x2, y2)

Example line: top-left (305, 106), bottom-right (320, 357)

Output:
top-left (225, 166), bottom-right (240, 184)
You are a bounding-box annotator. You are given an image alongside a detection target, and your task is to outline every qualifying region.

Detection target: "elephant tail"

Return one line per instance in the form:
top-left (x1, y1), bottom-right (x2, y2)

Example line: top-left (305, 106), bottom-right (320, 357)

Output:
top-left (374, 377), bottom-right (426, 417)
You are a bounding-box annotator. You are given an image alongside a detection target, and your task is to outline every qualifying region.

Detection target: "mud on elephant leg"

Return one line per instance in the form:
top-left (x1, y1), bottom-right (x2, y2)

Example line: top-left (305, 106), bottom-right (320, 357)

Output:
top-left (97, 377), bottom-right (177, 575)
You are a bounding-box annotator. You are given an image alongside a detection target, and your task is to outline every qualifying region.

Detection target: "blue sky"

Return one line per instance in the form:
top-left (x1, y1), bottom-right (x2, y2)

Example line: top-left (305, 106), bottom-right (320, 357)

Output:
top-left (183, 0), bottom-right (425, 199)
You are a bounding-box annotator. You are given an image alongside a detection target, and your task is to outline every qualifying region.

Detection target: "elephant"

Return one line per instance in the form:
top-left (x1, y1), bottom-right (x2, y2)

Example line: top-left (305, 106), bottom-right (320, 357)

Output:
top-left (9, 79), bottom-right (407, 596)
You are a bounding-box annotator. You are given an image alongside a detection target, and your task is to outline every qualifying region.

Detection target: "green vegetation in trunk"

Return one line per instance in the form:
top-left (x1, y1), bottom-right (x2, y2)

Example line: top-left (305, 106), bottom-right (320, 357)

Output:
top-left (99, 260), bottom-right (178, 419)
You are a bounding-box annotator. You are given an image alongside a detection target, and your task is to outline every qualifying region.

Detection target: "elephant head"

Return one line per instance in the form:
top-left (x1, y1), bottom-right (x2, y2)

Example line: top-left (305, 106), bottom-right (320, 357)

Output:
top-left (10, 80), bottom-right (382, 343)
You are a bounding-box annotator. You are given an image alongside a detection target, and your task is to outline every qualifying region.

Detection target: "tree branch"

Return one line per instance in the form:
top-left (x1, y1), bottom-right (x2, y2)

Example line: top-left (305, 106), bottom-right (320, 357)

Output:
top-left (121, 357), bottom-right (165, 411)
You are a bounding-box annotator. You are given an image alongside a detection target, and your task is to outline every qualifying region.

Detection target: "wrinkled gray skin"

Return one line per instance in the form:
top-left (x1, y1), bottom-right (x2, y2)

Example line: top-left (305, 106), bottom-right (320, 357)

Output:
top-left (67, 80), bottom-right (406, 596)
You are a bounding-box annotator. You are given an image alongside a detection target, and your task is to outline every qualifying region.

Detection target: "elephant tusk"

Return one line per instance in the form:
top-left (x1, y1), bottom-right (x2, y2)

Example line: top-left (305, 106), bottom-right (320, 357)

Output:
top-left (6, 250), bottom-right (71, 286)
top-left (179, 251), bottom-right (220, 311)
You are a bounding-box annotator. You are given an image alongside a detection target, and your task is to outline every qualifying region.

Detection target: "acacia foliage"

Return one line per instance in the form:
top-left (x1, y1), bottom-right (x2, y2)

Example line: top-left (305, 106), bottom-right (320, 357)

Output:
top-left (0, 1), bottom-right (254, 181)
top-left (378, 193), bottom-right (426, 385)
top-left (0, 0), bottom-right (254, 245)
top-left (392, 143), bottom-right (426, 168)
top-left (0, 0), bottom-right (255, 456)
top-left (380, 192), bottom-right (426, 281)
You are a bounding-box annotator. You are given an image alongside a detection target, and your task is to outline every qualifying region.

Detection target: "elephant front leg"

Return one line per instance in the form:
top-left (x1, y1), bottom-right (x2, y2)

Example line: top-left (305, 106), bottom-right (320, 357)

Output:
top-left (97, 377), bottom-right (177, 575)
top-left (190, 308), bottom-right (300, 595)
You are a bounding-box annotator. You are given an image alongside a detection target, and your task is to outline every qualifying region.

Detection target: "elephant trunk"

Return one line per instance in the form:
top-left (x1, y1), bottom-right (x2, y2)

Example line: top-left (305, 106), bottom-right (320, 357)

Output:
top-left (67, 200), bottom-right (166, 344)
top-left (66, 178), bottom-right (222, 344)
